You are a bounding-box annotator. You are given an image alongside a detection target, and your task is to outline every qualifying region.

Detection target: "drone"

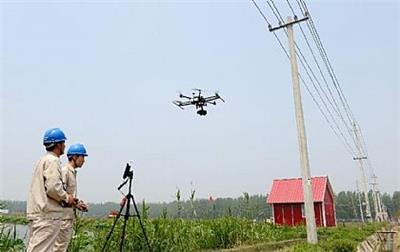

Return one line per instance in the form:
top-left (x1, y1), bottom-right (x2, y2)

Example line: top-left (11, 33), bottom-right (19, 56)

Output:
top-left (173, 89), bottom-right (225, 116)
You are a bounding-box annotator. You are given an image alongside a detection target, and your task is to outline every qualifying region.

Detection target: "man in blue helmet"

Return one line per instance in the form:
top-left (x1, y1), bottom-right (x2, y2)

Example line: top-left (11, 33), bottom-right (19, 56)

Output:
top-left (26, 128), bottom-right (77, 252)
top-left (54, 143), bottom-right (88, 252)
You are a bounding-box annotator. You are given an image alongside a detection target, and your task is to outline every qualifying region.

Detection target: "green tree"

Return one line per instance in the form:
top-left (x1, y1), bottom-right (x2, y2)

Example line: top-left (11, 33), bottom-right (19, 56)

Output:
top-left (392, 191), bottom-right (400, 214)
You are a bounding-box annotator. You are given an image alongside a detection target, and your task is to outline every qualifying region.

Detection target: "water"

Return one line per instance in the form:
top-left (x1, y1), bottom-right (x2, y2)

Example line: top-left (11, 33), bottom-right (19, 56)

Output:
top-left (1, 223), bottom-right (29, 244)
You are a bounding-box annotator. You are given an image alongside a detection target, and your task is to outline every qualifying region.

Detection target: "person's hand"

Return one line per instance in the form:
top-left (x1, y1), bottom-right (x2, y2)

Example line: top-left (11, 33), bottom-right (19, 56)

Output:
top-left (66, 194), bottom-right (78, 206)
top-left (76, 200), bottom-right (88, 212)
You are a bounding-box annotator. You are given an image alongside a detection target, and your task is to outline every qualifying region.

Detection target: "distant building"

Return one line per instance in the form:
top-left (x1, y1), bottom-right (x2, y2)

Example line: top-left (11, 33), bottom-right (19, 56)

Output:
top-left (108, 210), bottom-right (119, 218)
top-left (0, 209), bottom-right (10, 214)
top-left (267, 176), bottom-right (336, 227)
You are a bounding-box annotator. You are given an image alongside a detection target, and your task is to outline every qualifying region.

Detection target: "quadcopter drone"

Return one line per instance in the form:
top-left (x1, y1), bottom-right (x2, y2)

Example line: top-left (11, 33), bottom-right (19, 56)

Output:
top-left (173, 89), bottom-right (225, 116)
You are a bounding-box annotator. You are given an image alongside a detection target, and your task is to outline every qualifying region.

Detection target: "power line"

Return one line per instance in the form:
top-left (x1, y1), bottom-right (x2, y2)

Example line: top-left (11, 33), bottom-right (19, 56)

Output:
top-left (287, 0), bottom-right (349, 129)
top-left (251, 0), bottom-right (357, 156)
top-left (251, 0), bottom-right (290, 59)
top-left (264, 0), bottom-right (358, 155)
top-left (268, 0), bottom-right (284, 24)
top-left (284, 0), bottom-right (360, 152)
top-left (298, 0), bottom-right (357, 125)
top-left (296, 1), bottom-right (377, 179)
top-left (288, 0), bottom-right (363, 154)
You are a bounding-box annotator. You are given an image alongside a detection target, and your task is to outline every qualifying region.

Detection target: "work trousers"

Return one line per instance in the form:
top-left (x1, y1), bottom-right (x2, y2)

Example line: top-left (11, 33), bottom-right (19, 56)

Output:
top-left (26, 218), bottom-right (62, 252)
top-left (54, 219), bottom-right (74, 252)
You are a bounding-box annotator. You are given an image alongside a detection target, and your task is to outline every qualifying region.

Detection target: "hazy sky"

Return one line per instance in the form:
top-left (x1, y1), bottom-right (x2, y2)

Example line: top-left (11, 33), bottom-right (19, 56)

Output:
top-left (1, 0), bottom-right (399, 204)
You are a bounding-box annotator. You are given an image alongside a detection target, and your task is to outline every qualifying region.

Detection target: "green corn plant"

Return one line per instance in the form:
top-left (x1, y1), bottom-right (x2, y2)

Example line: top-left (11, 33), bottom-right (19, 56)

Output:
top-left (175, 188), bottom-right (182, 218)
top-left (189, 189), bottom-right (197, 218)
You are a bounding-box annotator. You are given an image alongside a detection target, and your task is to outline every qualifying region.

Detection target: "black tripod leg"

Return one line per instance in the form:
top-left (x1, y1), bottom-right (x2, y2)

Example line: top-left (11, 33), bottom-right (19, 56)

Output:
top-left (101, 199), bottom-right (126, 252)
top-left (119, 196), bottom-right (131, 252)
top-left (131, 195), bottom-right (152, 252)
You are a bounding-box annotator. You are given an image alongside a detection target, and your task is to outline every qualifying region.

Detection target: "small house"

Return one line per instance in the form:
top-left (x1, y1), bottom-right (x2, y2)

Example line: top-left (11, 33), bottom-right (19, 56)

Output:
top-left (267, 176), bottom-right (336, 227)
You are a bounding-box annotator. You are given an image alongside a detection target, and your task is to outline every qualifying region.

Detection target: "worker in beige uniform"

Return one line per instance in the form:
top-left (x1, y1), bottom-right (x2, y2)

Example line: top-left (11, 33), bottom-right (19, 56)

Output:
top-left (54, 143), bottom-right (88, 252)
top-left (26, 128), bottom-right (77, 252)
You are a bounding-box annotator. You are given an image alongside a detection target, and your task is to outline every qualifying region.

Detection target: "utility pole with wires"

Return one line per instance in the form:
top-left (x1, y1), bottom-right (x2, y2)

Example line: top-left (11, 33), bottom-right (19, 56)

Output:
top-left (269, 14), bottom-right (318, 244)
top-left (353, 123), bottom-right (372, 222)
top-left (370, 174), bottom-right (386, 221)
top-left (370, 174), bottom-right (380, 221)
top-left (356, 180), bottom-right (365, 223)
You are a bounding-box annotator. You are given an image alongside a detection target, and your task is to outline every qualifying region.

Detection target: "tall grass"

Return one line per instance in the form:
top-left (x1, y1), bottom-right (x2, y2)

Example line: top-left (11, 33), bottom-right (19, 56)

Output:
top-left (65, 217), bottom-right (307, 252)
top-left (0, 224), bottom-right (25, 252)
top-left (0, 212), bottom-right (386, 252)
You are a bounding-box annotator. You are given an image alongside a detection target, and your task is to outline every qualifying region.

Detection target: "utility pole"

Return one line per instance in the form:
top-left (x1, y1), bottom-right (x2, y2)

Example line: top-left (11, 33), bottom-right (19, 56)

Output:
top-left (270, 15), bottom-right (318, 244)
top-left (370, 174), bottom-right (383, 221)
top-left (350, 190), bottom-right (359, 220)
top-left (353, 123), bottom-right (372, 222)
top-left (377, 191), bottom-right (387, 221)
top-left (356, 180), bottom-right (365, 223)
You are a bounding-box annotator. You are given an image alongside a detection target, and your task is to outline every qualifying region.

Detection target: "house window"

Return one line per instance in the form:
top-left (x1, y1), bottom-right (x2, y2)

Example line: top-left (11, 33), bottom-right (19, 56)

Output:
top-left (301, 204), bottom-right (305, 217)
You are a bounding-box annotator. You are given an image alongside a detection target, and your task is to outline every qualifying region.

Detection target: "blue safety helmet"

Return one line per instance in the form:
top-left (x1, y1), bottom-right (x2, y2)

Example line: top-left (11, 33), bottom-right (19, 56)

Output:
top-left (43, 128), bottom-right (67, 145)
top-left (67, 143), bottom-right (88, 157)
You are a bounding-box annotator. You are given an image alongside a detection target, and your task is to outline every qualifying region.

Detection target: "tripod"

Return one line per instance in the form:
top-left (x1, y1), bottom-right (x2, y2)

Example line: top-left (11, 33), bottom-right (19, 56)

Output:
top-left (101, 164), bottom-right (152, 252)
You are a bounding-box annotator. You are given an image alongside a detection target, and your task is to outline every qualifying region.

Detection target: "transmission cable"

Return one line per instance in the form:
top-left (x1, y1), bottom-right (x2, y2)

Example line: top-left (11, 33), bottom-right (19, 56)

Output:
top-left (285, 0), bottom-right (359, 149)
top-left (293, 0), bottom-right (361, 149)
top-left (298, 0), bottom-right (356, 125)
top-left (265, 0), bottom-right (358, 155)
top-left (251, 0), bottom-right (357, 157)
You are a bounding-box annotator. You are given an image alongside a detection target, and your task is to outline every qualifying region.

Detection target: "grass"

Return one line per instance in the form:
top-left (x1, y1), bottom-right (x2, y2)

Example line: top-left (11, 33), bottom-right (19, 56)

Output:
top-left (0, 214), bottom-right (387, 252)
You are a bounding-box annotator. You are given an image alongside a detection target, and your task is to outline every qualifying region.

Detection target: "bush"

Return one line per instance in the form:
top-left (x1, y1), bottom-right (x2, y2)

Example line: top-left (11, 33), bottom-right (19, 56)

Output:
top-left (329, 239), bottom-right (356, 252)
top-left (289, 242), bottom-right (325, 252)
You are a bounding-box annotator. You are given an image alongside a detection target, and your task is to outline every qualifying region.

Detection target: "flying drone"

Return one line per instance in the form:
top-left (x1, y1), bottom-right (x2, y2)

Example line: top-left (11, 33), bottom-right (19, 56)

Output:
top-left (173, 89), bottom-right (225, 116)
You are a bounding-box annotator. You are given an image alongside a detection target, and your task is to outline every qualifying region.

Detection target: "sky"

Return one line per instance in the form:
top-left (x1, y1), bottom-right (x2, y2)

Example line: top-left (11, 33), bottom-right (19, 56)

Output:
top-left (1, 0), bottom-right (399, 204)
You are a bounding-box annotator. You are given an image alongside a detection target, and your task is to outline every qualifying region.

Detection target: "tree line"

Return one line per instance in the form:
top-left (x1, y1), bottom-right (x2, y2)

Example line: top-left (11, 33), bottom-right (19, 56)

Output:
top-left (1, 191), bottom-right (399, 221)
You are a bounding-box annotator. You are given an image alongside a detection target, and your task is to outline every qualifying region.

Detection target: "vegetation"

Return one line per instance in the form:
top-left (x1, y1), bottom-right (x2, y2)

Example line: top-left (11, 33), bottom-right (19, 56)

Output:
top-left (285, 223), bottom-right (385, 252)
top-left (0, 192), bottom-right (394, 251)
top-left (64, 217), bottom-right (384, 252)
top-left (0, 215), bottom-right (28, 225)
top-left (0, 212), bottom-right (386, 251)
top-left (0, 194), bottom-right (273, 220)
top-left (2, 191), bottom-right (399, 221)
top-left (0, 224), bottom-right (25, 251)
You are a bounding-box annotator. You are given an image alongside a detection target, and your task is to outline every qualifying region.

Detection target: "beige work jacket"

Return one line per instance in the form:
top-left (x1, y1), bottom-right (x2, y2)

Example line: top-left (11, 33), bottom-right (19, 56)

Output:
top-left (27, 152), bottom-right (68, 220)
top-left (61, 163), bottom-right (77, 219)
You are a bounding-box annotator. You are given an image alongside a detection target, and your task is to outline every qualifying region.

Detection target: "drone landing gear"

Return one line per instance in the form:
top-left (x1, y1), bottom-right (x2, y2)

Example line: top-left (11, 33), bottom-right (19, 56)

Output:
top-left (197, 109), bottom-right (207, 116)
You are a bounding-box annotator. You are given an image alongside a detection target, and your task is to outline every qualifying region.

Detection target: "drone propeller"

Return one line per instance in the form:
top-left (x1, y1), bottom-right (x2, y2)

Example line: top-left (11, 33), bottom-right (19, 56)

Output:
top-left (172, 101), bottom-right (184, 110)
top-left (215, 92), bottom-right (225, 102)
top-left (178, 93), bottom-right (192, 100)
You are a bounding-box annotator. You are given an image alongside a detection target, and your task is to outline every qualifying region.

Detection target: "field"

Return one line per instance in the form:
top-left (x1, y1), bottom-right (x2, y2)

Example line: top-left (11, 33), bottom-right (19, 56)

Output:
top-left (0, 215), bottom-right (386, 252)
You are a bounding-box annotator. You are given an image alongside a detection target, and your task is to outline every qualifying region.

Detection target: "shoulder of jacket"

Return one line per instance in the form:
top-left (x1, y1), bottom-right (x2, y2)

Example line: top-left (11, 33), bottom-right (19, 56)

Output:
top-left (45, 153), bottom-right (59, 161)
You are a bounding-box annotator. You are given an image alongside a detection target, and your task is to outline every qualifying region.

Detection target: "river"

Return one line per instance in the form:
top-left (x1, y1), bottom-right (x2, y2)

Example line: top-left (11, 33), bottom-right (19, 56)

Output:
top-left (1, 223), bottom-right (29, 244)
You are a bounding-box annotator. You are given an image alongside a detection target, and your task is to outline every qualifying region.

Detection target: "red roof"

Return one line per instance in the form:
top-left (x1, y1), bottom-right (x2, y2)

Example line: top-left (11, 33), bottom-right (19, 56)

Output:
top-left (267, 176), bottom-right (331, 204)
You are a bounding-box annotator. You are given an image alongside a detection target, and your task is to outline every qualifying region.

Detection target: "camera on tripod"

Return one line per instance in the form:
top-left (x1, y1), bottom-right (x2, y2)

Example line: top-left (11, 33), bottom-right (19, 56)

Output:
top-left (122, 163), bottom-right (133, 180)
top-left (101, 161), bottom-right (152, 252)
top-left (117, 163), bottom-right (134, 191)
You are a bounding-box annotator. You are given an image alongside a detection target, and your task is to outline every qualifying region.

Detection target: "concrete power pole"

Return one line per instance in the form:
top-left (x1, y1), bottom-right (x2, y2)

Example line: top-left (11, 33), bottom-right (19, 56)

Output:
top-left (353, 123), bottom-right (372, 222)
top-left (370, 174), bottom-right (380, 221)
top-left (269, 15), bottom-right (318, 244)
top-left (356, 180), bottom-right (365, 223)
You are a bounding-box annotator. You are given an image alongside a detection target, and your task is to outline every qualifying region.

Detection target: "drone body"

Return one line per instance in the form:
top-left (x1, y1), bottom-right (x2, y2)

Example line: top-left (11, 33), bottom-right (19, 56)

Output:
top-left (173, 89), bottom-right (225, 116)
